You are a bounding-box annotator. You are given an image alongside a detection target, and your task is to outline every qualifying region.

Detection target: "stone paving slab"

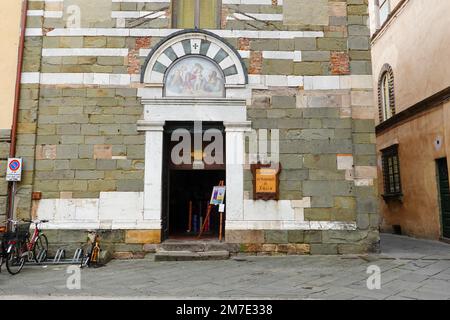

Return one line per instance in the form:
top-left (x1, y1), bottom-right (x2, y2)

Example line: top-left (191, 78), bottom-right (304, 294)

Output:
top-left (0, 234), bottom-right (449, 300)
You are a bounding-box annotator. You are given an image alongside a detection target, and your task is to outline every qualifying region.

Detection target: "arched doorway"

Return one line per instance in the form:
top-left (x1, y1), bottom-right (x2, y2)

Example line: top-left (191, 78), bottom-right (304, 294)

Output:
top-left (137, 30), bottom-right (251, 241)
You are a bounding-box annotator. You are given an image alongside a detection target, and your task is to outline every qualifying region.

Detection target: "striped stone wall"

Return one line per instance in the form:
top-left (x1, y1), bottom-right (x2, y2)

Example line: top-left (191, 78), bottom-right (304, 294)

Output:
top-left (15, 0), bottom-right (379, 255)
top-left (0, 130), bottom-right (10, 222)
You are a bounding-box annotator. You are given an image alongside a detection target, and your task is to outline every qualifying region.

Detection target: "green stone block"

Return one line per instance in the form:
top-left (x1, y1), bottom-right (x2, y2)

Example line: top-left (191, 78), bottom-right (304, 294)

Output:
top-left (265, 230), bottom-right (288, 244)
top-left (84, 37), bottom-right (107, 48)
top-left (101, 230), bottom-right (125, 243)
top-left (294, 38), bottom-right (317, 50)
top-left (262, 59), bottom-right (293, 75)
top-left (303, 181), bottom-right (354, 197)
top-left (60, 37), bottom-right (84, 48)
top-left (35, 160), bottom-right (54, 171)
top-left (58, 180), bottom-right (87, 192)
top-left (287, 230), bottom-right (304, 243)
top-left (97, 160), bottom-right (117, 170)
top-left (294, 62), bottom-right (322, 75)
top-left (57, 230), bottom-right (87, 243)
top-left (304, 231), bottom-right (322, 243)
top-left (310, 243), bottom-right (338, 255)
top-left (97, 56), bottom-right (125, 66)
top-left (126, 145), bottom-right (145, 159)
top-left (267, 109), bottom-right (286, 118)
top-left (69, 159), bottom-right (96, 170)
top-left (317, 38), bottom-right (347, 51)
top-left (250, 40), bottom-right (278, 51)
top-left (75, 170), bottom-right (105, 180)
top-left (354, 144), bottom-right (376, 155)
top-left (87, 180), bottom-right (116, 192)
top-left (54, 160), bottom-right (70, 170)
top-left (303, 108), bottom-right (340, 119)
top-left (117, 179), bottom-right (144, 192)
top-left (309, 169), bottom-right (344, 180)
top-left (272, 96), bottom-right (296, 109)
top-left (107, 37), bottom-right (126, 48)
top-left (77, 145), bottom-right (93, 159)
top-left (279, 180), bottom-right (302, 191)
top-left (303, 154), bottom-right (336, 170)
top-left (279, 154), bottom-right (303, 169)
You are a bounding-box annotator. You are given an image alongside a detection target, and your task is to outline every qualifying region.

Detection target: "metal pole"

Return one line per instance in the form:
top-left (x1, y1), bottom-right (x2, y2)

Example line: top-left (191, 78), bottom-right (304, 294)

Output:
top-left (8, 182), bottom-right (16, 231)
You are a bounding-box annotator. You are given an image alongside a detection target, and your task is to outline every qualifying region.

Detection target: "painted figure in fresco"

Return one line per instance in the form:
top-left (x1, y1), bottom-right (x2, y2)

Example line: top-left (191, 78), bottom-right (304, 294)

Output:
top-left (192, 63), bottom-right (206, 93)
top-left (166, 57), bottom-right (224, 97)
top-left (167, 67), bottom-right (185, 93)
top-left (204, 70), bottom-right (223, 93)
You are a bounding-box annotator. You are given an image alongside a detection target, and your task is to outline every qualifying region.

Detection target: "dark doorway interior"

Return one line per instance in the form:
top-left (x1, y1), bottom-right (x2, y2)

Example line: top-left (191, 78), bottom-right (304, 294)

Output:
top-left (437, 158), bottom-right (450, 239)
top-left (168, 170), bottom-right (225, 239)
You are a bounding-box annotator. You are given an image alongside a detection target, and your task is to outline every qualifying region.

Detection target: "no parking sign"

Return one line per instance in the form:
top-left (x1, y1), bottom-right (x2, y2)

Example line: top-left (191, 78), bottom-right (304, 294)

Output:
top-left (6, 158), bottom-right (22, 182)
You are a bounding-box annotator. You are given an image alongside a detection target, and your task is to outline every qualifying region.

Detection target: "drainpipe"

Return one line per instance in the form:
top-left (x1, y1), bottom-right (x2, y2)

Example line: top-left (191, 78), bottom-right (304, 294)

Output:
top-left (7, 0), bottom-right (28, 226)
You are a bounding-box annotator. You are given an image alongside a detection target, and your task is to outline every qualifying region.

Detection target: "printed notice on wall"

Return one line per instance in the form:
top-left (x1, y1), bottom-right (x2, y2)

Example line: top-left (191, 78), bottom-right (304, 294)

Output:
top-left (255, 168), bottom-right (277, 193)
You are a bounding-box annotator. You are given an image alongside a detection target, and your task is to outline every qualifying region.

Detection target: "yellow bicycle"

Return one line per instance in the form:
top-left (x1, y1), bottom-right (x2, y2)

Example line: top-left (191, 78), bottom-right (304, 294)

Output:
top-left (80, 230), bottom-right (102, 268)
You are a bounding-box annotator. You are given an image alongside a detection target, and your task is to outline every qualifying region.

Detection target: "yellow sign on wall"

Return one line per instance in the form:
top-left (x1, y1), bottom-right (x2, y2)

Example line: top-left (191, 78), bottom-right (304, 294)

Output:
top-left (255, 168), bottom-right (277, 193)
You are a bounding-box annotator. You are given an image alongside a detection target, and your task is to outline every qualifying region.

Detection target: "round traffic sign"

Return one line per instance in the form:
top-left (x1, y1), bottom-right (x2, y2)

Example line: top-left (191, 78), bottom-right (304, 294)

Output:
top-left (9, 160), bottom-right (21, 172)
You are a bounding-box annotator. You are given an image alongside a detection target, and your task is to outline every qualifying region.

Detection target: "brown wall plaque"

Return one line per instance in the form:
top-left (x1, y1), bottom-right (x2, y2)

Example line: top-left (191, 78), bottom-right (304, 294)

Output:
top-left (251, 163), bottom-right (281, 200)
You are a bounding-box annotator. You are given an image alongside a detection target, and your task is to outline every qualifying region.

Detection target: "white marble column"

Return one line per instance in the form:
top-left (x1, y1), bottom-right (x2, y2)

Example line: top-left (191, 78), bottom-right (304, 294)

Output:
top-left (224, 122), bottom-right (252, 224)
top-left (137, 120), bottom-right (165, 226)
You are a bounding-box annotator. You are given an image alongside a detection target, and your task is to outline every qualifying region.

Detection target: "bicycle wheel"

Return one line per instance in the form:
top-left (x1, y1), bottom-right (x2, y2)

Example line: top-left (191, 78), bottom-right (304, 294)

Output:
top-left (33, 234), bottom-right (48, 263)
top-left (80, 252), bottom-right (90, 268)
top-left (80, 244), bottom-right (91, 268)
top-left (6, 243), bottom-right (25, 275)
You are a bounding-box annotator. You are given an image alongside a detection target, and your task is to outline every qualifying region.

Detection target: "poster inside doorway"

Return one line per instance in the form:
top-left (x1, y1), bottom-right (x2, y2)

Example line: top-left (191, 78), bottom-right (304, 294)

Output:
top-left (210, 186), bottom-right (226, 205)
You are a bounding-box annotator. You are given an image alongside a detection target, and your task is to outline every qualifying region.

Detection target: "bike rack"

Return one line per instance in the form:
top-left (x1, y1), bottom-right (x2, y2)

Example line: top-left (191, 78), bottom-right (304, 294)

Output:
top-left (26, 247), bottom-right (85, 266)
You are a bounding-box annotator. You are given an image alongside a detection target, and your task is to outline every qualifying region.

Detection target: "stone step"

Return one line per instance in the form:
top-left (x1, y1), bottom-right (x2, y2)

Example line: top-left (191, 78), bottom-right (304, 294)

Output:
top-left (154, 250), bottom-right (230, 261)
top-left (160, 241), bottom-right (231, 252)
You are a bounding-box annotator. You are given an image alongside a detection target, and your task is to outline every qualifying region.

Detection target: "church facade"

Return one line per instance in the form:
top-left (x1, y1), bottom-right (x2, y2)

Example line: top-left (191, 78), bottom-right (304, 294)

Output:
top-left (14, 0), bottom-right (379, 256)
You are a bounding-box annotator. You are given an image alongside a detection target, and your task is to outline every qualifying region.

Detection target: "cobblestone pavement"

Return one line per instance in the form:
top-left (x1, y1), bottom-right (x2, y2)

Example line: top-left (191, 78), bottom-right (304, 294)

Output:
top-left (1, 234), bottom-right (449, 300)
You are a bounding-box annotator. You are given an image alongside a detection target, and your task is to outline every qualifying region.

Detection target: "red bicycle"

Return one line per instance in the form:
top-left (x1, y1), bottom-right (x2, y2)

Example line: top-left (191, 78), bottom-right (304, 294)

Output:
top-left (3, 219), bottom-right (48, 275)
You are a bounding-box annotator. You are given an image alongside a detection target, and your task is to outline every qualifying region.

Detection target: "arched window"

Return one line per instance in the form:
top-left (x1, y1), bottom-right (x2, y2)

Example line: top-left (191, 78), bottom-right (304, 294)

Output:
top-left (378, 64), bottom-right (395, 122)
top-left (164, 55), bottom-right (225, 98)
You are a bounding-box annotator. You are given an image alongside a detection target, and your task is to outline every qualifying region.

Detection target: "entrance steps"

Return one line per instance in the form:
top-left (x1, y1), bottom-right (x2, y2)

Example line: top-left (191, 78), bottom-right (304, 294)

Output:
top-left (155, 240), bottom-right (231, 261)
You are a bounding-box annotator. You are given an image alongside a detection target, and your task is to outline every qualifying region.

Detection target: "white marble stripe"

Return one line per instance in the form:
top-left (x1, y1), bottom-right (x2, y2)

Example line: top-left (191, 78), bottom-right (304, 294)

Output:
top-left (31, 28), bottom-right (323, 39)
top-left (21, 72), bottom-right (40, 84)
top-left (21, 72), bottom-right (131, 86)
top-left (223, 0), bottom-right (275, 4)
top-left (28, 10), bottom-right (63, 18)
top-left (112, 0), bottom-right (279, 3)
top-left (206, 42), bottom-right (221, 59)
top-left (219, 56), bottom-right (235, 70)
top-left (262, 51), bottom-right (302, 61)
top-left (228, 13), bottom-right (283, 21)
top-left (139, 49), bottom-right (301, 62)
top-left (156, 53), bottom-right (173, 67)
top-left (237, 50), bottom-right (250, 59)
top-left (140, 49), bottom-right (152, 56)
top-left (42, 48), bottom-right (129, 57)
top-left (111, 0), bottom-right (280, 3)
top-left (171, 42), bottom-right (185, 58)
top-left (111, 11), bottom-right (167, 19)
top-left (112, 0), bottom-right (169, 2)
top-left (27, 10), bottom-right (44, 16)
top-left (25, 28), bottom-right (43, 36)
top-left (226, 221), bottom-right (357, 231)
top-left (22, 73), bottom-right (372, 90)
top-left (45, 11), bottom-right (63, 18)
